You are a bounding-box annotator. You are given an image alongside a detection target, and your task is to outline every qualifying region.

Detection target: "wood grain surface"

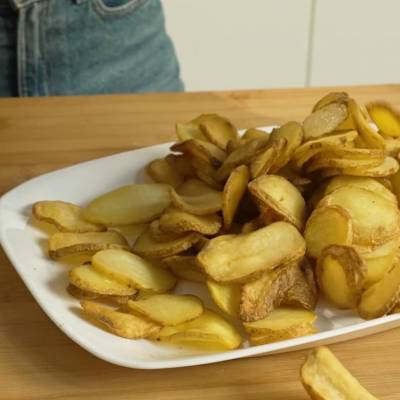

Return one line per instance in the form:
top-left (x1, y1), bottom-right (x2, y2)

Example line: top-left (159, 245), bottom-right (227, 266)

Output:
top-left (1, 85), bottom-right (400, 400)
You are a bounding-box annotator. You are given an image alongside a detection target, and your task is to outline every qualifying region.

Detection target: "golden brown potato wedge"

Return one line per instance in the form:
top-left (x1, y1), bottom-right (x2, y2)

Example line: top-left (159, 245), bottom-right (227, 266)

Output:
top-left (146, 158), bottom-right (184, 188)
top-left (241, 217), bottom-right (264, 234)
top-left (171, 179), bottom-right (223, 215)
top-left (319, 186), bottom-right (400, 246)
top-left (197, 222), bottom-right (305, 283)
top-left (81, 300), bottom-right (160, 339)
top-left (92, 249), bottom-right (176, 292)
top-left (316, 245), bottom-right (366, 309)
top-left (190, 158), bottom-right (222, 190)
top-left (83, 184), bottom-right (171, 226)
top-left (367, 102), bottom-right (400, 137)
top-left (127, 294), bottom-right (203, 326)
top-left (358, 257), bottom-right (400, 319)
top-left (48, 231), bottom-right (129, 259)
top-left (305, 205), bottom-right (353, 259)
top-left (312, 92), bottom-right (349, 112)
top-left (249, 175), bottom-right (306, 230)
top-left (155, 309), bottom-right (242, 350)
top-left (206, 280), bottom-right (241, 317)
top-left (159, 208), bottom-right (222, 235)
top-left (222, 165), bottom-right (249, 230)
top-left (33, 201), bottom-right (105, 233)
top-left (69, 264), bottom-right (136, 296)
top-left (242, 128), bottom-right (269, 141)
top-left (175, 114), bottom-right (217, 142)
top-left (132, 226), bottom-right (201, 259)
top-left (199, 114), bottom-right (238, 150)
top-left (364, 252), bottom-right (397, 287)
top-left (163, 255), bottom-right (206, 283)
top-left (165, 154), bottom-right (196, 179)
top-left (301, 347), bottom-right (378, 400)
top-left (149, 220), bottom-right (186, 242)
top-left (303, 102), bottom-right (348, 141)
top-left (383, 135), bottom-right (400, 157)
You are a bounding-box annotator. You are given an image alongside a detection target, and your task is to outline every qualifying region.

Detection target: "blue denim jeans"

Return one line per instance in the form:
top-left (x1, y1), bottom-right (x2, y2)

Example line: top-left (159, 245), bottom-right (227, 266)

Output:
top-left (0, 0), bottom-right (184, 96)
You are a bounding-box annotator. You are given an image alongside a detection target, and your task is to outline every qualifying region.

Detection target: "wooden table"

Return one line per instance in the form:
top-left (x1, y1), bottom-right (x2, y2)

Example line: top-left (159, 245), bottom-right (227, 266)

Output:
top-left (1, 85), bottom-right (400, 400)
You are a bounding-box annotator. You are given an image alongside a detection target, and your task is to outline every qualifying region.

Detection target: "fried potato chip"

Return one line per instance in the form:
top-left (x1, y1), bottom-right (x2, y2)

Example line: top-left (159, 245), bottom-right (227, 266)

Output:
top-left (305, 205), bottom-right (352, 259)
top-left (291, 130), bottom-right (358, 171)
top-left (171, 139), bottom-right (226, 168)
top-left (244, 307), bottom-right (317, 344)
top-left (67, 284), bottom-right (99, 300)
top-left (316, 245), bottom-right (366, 309)
top-left (83, 184), bottom-right (171, 226)
top-left (149, 220), bottom-right (186, 242)
top-left (92, 249), bottom-right (176, 292)
top-left (364, 252), bottom-right (396, 287)
top-left (354, 237), bottom-right (400, 259)
top-left (319, 186), bottom-right (400, 245)
top-left (301, 347), bottom-right (378, 400)
top-left (242, 128), bottom-right (269, 141)
top-left (241, 217), bottom-right (263, 234)
top-left (163, 255), bottom-right (206, 283)
top-left (324, 175), bottom-right (397, 205)
top-left (348, 99), bottom-right (385, 149)
top-left (249, 175), bottom-right (306, 230)
top-left (303, 102), bottom-right (348, 141)
top-left (190, 158), bottom-right (222, 190)
top-left (206, 280), bottom-right (241, 317)
top-left (222, 165), bottom-right (249, 230)
top-left (199, 114), bottom-right (238, 150)
top-left (48, 231), bottom-right (129, 259)
top-left (358, 257), bottom-right (400, 319)
top-left (312, 92), bottom-right (349, 112)
top-left (156, 309), bottom-right (242, 350)
top-left (108, 223), bottom-right (148, 245)
top-left (165, 154), bottom-right (196, 179)
top-left (367, 102), bottom-right (400, 137)
top-left (127, 294), bottom-right (203, 326)
top-left (197, 222), bottom-right (305, 283)
top-left (132, 226), bottom-right (201, 258)
top-left (81, 300), bottom-right (160, 339)
top-left (33, 201), bottom-right (105, 233)
top-left (69, 264), bottom-right (136, 296)
top-left (159, 208), bottom-right (222, 235)
top-left (175, 114), bottom-right (215, 142)
top-left (68, 284), bottom-right (137, 305)
top-left (192, 235), bottom-right (210, 251)
top-left (146, 158), bottom-right (184, 188)
top-left (171, 179), bottom-right (223, 215)
top-left (390, 168), bottom-right (400, 204)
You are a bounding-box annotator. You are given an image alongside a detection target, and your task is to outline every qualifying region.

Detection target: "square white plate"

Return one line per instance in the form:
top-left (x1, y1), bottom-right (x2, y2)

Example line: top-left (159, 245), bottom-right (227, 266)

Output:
top-left (1, 127), bottom-right (400, 369)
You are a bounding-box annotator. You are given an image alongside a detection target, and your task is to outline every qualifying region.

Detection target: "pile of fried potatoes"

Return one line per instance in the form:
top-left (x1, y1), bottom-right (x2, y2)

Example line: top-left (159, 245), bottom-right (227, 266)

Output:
top-left (31, 92), bottom-right (400, 352)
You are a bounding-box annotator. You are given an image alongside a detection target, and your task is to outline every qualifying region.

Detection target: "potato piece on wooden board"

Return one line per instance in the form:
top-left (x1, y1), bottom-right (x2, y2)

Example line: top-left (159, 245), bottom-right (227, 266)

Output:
top-left (48, 231), bottom-right (128, 259)
top-left (83, 184), bottom-right (171, 226)
top-left (197, 222), bottom-right (305, 283)
top-left (301, 347), bottom-right (378, 400)
top-left (33, 201), bottom-right (105, 233)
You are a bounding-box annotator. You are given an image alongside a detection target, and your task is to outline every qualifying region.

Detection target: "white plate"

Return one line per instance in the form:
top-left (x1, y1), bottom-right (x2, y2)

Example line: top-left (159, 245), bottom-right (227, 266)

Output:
top-left (1, 128), bottom-right (400, 369)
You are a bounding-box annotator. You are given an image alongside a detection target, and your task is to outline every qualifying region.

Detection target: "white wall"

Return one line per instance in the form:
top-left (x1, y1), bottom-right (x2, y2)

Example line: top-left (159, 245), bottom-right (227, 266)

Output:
top-left (162, 0), bottom-right (400, 91)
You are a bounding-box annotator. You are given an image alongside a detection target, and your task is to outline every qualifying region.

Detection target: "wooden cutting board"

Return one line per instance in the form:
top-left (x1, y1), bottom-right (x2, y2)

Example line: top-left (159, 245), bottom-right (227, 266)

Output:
top-left (1, 85), bottom-right (400, 399)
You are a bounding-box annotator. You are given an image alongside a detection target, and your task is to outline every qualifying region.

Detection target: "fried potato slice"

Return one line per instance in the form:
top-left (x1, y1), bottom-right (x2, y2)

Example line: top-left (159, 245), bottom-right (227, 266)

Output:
top-left (390, 168), bottom-right (400, 204)
top-left (206, 280), bottom-right (241, 317)
top-left (241, 217), bottom-right (264, 234)
top-left (127, 294), bottom-right (203, 326)
top-left (33, 201), bottom-right (105, 233)
top-left (249, 175), bottom-right (306, 230)
top-left (242, 128), bottom-right (269, 141)
top-left (358, 257), bottom-right (400, 319)
top-left (316, 245), bottom-right (366, 309)
top-left (132, 226), bottom-right (201, 258)
top-left (175, 114), bottom-right (215, 142)
top-left (269, 121), bottom-right (303, 170)
top-left (305, 206), bottom-right (352, 259)
top-left (81, 300), bottom-right (160, 339)
top-left (149, 220), bottom-right (186, 242)
top-left (303, 102), bottom-right (348, 141)
top-left (48, 231), bottom-right (129, 259)
top-left (171, 139), bottom-right (226, 168)
top-left (69, 264), bottom-right (136, 296)
top-left (348, 99), bottom-right (385, 149)
top-left (244, 307), bottom-right (317, 344)
top-left (165, 154), bottom-right (196, 179)
top-left (364, 252), bottom-right (397, 287)
top-left (222, 165), bottom-right (249, 230)
top-left (197, 221), bottom-right (305, 283)
top-left (68, 284), bottom-right (136, 305)
top-left (367, 102), bottom-right (400, 137)
top-left (156, 309), bottom-right (242, 350)
top-left (312, 91), bottom-right (349, 112)
top-left (216, 137), bottom-right (270, 181)
top-left (159, 208), bottom-right (222, 235)
top-left (191, 158), bottom-right (222, 190)
top-left (301, 346), bottom-right (378, 400)
top-left (383, 135), bottom-right (400, 157)
top-left (67, 284), bottom-right (99, 300)
top-left (92, 249), bottom-right (176, 292)
top-left (324, 175), bottom-right (397, 205)
top-left (146, 158), bottom-right (184, 188)
top-left (171, 179), bottom-right (223, 215)
top-left (163, 255), bottom-right (206, 283)
top-left (354, 237), bottom-right (400, 259)
top-left (83, 184), bottom-right (171, 226)
top-left (319, 186), bottom-right (400, 246)
top-left (199, 114), bottom-right (238, 150)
